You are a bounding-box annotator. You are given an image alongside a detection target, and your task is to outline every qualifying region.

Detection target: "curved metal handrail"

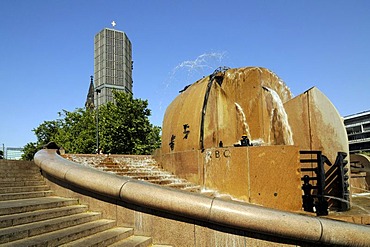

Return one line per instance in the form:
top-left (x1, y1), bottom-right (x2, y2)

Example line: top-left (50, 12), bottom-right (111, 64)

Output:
top-left (34, 149), bottom-right (370, 246)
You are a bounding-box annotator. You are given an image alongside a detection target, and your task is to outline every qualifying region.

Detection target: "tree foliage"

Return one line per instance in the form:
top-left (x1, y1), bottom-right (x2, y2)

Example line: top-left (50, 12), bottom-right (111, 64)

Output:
top-left (22, 91), bottom-right (161, 160)
top-left (99, 91), bottom-right (161, 154)
top-left (54, 109), bottom-right (96, 154)
top-left (21, 142), bottom-right (39, 161)
top-left (21, 120), bottom-right (62, 160)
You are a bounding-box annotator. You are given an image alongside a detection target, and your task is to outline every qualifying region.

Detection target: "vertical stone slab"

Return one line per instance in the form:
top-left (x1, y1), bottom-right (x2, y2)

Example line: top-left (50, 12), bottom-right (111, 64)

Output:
top-left (286, 87), bottom-right (348, 163)
top-left (158, 150), bottom-right (203, 184)
top-left (203, 147), bottom-right (250, 202)
top-left (248, 146), bottom-right (302, 211)
top-left (203, 146), bottom-right (302, 212)
top-left (285, 87), bottom-right (350, 209)
top-left (284, 90), bottom-right (311, 150)
top-left (284, 90), bottom-right (316, 177)
top-left (308, 87), bottom-right (349, 162)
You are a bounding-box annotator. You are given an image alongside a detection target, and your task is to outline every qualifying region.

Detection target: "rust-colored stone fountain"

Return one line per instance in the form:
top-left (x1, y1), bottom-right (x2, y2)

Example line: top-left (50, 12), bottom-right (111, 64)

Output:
top-left (31, 65), bottom-right (370, 246)
top-left (156, 66), bottom-right (352, 215)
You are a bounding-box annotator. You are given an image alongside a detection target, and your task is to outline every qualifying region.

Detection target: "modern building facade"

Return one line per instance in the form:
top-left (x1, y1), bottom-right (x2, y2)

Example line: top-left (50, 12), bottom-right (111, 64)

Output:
top-left (5, 147), bottom-right (24, 160)
top-left (344, 110), bottom-right (370, 153)
top-left (94, 28), bottom-right (133, 106)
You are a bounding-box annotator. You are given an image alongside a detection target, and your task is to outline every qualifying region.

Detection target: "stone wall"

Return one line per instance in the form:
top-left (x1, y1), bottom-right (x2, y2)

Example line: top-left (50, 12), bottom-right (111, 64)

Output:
top-left (41, 169), bottom-right (295, 246)
top-left (156, 145), bottom-right (302, 212)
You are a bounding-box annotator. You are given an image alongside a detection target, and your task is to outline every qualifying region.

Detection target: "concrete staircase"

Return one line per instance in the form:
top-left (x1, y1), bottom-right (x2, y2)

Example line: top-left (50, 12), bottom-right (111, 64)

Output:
top-left (0, 160), bottom-right (161, 246)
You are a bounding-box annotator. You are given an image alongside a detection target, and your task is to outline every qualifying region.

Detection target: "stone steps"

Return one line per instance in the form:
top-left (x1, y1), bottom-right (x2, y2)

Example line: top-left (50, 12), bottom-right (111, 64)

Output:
top-left (68, 155), bottom-right (201, 192)
top-left (0, 176), bottom-right (44, 182)
top-left (0, 211), bottom-right (102, 243)
top-left (0, 190), bottom-right (54, 201)
top-left (0, 197), bottom-right (79, 216)
top-left (0, 172), bottom-right (41, 178)
top-left (168, 184), bottom-right (202, 192)
top-left (0, 185), bottom-right (50, 194)
top-left (0, 204), bottom-right (88, 228)
top-left (0, 219), bottom-right (117, 246)
top-left (121, 172), bottom-right (173, 177)
top-left (108, 235), bottom-right (152, 247)
top-left (145, 179), bottom-right (178, 185)
top-left (60, 227), bottom-right (134, 246)
top-left (0, 180), bottom-right (47, 187)
top-left (0, 160), bottom-right (157, 246)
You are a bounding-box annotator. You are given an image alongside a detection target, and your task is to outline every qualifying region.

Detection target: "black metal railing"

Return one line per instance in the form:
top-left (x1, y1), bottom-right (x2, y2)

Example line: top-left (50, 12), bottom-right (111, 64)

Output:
top-left (300, 150), bottom-right (330, 216)
top-left (300, 150), bottom-right (350, 215)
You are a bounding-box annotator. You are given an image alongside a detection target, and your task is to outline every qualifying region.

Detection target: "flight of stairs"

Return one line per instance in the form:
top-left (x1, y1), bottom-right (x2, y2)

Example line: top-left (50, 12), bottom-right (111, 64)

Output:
top-left (66, 155), bottom-right (235, 200)
top-left (0, 160), bottom-right (166, 246)
top-left (66, 155), bottom-right (201, 192)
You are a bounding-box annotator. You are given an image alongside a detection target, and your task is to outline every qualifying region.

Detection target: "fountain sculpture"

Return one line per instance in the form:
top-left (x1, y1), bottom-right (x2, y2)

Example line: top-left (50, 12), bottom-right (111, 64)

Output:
top-left (29, 66), bottom-right (370, 246)
top-left (156, 66), bottom-right (350, 214)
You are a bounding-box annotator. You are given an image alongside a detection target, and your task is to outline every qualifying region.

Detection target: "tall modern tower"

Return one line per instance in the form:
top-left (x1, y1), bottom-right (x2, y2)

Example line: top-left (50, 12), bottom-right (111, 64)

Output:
top-left (94, 27), bottom-right (133, 106)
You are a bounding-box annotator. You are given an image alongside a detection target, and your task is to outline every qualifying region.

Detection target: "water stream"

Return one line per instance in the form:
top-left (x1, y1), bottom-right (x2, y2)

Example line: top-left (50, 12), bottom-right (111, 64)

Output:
top-left (234, 102), bottom-right (265, 146)
top-left (351, 185), bottom-right (370, 194)
top-left (324, 195), bottom-right (370, 214)
top-left (235, 102), bottom-right (251, 140)
top-left (170, 52), bottom-right (227, 79)
top-left (156, 52), bottom-right (228, 122)
top-left (263, 87), bottom-right (294, 145)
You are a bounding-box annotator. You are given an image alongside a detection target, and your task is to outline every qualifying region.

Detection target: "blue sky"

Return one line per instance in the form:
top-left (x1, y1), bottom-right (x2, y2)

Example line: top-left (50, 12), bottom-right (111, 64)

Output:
top-left (0, 0), bottom-right (369, 148)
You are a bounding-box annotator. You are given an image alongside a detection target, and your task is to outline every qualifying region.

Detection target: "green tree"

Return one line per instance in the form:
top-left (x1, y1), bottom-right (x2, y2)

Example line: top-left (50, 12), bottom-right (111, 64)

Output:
top-left (22, 119), bottom-right (61, 160)
top-left (32, 120), bottom-right (62, 145)
top-left (54, 109), bottom-right (96, 154)
top-left (22, 91), bottom-right (161, 160)
top-left (98, 91), bottom-right (161, 154)
top-left (21, 142), bottom-right (39, 160)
